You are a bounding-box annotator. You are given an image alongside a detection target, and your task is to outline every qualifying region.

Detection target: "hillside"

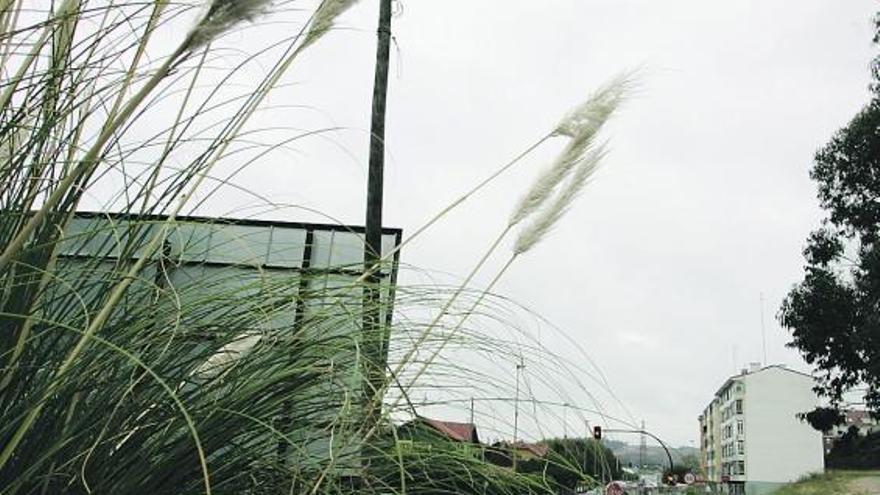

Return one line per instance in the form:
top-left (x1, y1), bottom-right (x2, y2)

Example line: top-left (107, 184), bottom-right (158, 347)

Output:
top-left (603, 440), bottom-right (699, 469)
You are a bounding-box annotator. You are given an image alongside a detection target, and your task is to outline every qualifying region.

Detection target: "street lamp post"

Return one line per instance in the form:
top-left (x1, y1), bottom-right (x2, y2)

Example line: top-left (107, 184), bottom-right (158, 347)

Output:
top-left (512, 357), bottom-right (525, 469)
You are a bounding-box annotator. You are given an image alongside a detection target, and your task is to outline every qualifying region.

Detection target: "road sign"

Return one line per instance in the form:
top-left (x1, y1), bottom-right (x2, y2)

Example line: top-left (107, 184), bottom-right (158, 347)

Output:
top-left (605, 481), bottom-right (626, 495)
top-left (684, 473), bottom-right (696, 485)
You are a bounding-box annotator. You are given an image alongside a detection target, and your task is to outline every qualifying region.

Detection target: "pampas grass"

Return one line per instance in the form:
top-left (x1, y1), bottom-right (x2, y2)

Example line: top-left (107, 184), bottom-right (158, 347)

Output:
top-left (510, 73), bottom-right (630, 227)
top-left (386, 75), bottom-right (629, 414)
top-left (301, 0), bottom-right (361, 49)
top-left (554, 72), bottom-right (632, 139)
top-left (192, 0), bottom-right (274, 48)
top-left (513, 143), bottom-right (608, 255)
top-left (508, 134), bottom-right (593, 227)
top-left (360, 73), bottom-right (633, 287)
top-left (0, 2), bottom-right (633, 492)
top-left (0, 0), bottom-right (276, 273)
top-left (0, 2), bottom-right (384, 492)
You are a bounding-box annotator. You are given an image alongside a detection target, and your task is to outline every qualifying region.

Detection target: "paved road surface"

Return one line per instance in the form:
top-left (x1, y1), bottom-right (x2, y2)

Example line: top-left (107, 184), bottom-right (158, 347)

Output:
top-left (851, 476), bottom-right (880, 495)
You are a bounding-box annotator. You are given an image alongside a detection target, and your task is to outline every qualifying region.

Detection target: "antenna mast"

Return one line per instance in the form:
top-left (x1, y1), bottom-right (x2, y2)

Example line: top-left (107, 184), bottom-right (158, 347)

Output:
top-left (760, 292), bottom-right (768, 364)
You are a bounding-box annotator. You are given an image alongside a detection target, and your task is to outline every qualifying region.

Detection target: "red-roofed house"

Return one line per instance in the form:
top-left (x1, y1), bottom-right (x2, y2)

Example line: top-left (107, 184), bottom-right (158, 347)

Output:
top-left (396, 417), bottom-right (483, 458)
top-left (419, 418), bottom-right (480, 444)
top-left (485, 441), bottom-right (550, 468)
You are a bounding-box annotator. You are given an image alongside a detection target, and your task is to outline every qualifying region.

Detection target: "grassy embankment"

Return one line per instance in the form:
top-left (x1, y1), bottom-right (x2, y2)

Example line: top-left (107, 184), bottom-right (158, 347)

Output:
top-left (770, 471), bottom-right (880, 495)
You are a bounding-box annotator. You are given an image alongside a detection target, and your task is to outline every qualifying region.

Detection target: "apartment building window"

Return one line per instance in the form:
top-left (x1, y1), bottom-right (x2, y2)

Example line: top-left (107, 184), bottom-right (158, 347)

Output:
top-left (737, 440), bottom-right (744, 455)
top-left (723, 443), bottom-right (736, 458)
top-left (736, 420), bottom-right (743, 435)
top-left (735, 399), bottom-right (743, 414)
top-left (737, 461), bottom-right (745, 475)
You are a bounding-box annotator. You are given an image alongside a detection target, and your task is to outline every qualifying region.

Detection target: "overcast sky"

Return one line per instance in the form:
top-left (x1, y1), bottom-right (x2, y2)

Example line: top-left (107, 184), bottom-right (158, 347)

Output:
top-left (178, 0), bottom-right (879, 447)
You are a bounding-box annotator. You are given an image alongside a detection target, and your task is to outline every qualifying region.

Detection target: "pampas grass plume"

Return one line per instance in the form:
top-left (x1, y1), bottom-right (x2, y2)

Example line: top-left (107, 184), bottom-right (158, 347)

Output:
top-left (509, 73), bottom-right (630, 227)
top-left (554, 72), bottom-right (632, 139)
top-left (513, 144), bottom-right (608, 255)
top-left (191, 0), bottom-right (273, 48)
top-left (193, 332), bottom-right (262, 379)
top-left (301, 0), bottom-right (360, 49)
top-left (508, 134), bottom-right (592, 226)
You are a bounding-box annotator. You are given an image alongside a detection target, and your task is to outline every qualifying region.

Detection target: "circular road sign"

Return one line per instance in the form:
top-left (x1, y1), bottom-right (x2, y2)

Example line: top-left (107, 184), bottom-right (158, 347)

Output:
top-left (605, 481), bottom-right (626, 495)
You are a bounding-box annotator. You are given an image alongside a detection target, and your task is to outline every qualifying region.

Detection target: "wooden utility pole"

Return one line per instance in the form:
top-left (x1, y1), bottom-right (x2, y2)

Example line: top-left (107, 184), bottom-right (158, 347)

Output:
top-left (363, 0), bottom-right (393, 426)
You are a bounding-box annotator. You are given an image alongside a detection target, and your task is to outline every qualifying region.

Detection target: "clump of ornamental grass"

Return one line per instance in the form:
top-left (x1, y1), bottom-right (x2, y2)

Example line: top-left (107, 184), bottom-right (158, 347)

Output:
top-left (0, 0), bottom-right (363, 275)
top-left (381, 74), bottom-right (632, 408)
top-left (0, 1), bottom-right (630, 493)
top-left (359, 72), bottom-right (635, 281)
top-left (0, 1), bottom-right (375, 493)
top-left (345, 73), bottom-right (634, 488)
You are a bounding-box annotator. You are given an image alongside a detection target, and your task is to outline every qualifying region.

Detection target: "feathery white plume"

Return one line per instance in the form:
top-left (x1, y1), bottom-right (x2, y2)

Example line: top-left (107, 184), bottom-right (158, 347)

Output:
top-left (193, 331), bottom-right (262, 379)
top-left (301, 0), bottom-right (360, 49)
top-left (509, 133), bottom-right (592, 226)
top-left (513, 144), bottom-right (608, 256)
top-left (554, 72), bottom-right (631, 139)
top-left (509, 74), bottom-right (630, 227)
top-left (191, 0), bottom-right (272, 48)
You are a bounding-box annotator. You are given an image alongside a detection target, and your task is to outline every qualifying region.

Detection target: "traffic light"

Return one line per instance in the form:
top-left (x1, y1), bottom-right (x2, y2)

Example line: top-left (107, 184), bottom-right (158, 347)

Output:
top-left (592, 425), bottom-right (602, 440)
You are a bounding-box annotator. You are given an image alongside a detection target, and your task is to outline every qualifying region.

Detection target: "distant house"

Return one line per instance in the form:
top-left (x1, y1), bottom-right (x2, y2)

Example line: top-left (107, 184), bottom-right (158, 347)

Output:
top-left (508, 441), bottom-right (549, 461)
top-left (823, 409), bottom-right (880, 453)
top-left (698, 364), bottom-right (824, 495)
top-left (485, 440), bottom-right (549, 467)
top-left (396, 417), bottom-right (482, 457)
top-left (418, 418), bottom-right (480, 443)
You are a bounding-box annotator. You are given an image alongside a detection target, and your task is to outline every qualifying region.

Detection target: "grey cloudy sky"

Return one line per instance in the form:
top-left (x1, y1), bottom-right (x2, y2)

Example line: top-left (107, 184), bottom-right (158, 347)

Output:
top-left (179, 0), bottom-right (878, 446)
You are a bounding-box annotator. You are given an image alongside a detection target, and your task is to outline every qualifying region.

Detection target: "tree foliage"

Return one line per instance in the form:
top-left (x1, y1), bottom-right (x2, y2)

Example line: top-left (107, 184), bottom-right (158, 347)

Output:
top-left (515, 438), bottom-right (620, 493)
top-left (798, 407), bottom-right (846, 434)
top-left (826, 429), bottom-right (880, 469)
top-left (779, 13), bottom-right (880, 413)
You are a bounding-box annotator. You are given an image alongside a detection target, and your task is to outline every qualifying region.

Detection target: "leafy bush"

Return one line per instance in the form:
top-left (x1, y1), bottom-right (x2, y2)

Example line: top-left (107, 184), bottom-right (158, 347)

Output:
top-left (826, 429), bottom-right (880, 469)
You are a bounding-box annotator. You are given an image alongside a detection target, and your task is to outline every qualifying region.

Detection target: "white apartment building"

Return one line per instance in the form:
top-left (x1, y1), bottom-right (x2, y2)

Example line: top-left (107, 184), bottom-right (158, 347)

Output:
top-left (698, 364), bottom-right (824, 495)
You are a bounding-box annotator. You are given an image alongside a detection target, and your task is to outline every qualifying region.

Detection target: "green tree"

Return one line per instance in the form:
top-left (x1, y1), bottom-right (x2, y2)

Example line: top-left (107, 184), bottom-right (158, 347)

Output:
top-left (515, 438), bottom-right (621, 493)
top-left (798, 407), bottom-right (846, 434)
top-left (779, 13), bottom-right (880, 414)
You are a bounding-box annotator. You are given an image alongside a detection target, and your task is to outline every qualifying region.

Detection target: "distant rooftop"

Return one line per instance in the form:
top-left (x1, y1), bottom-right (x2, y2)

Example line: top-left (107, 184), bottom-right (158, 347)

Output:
top-left (419, 418), bottom-right (480, 444)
